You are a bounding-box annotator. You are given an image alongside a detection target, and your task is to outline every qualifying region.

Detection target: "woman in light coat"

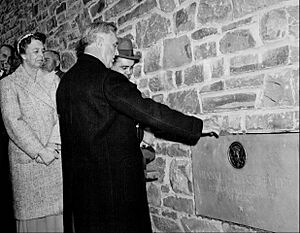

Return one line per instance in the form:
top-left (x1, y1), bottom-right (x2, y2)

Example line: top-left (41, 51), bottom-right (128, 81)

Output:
top-left (0, 32), bottom-right (63, 232)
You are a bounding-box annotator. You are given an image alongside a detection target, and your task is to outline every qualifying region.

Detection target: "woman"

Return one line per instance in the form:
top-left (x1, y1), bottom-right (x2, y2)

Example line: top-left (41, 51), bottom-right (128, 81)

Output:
top-left (0, 32), bottom-right (63, 232)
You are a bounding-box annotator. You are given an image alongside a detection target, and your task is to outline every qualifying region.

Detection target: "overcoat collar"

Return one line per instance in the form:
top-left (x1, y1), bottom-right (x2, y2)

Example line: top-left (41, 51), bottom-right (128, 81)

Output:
top-left (10, 65), bottom-right (57, 109)
top-left (78, 53), bottom-right (106, 69)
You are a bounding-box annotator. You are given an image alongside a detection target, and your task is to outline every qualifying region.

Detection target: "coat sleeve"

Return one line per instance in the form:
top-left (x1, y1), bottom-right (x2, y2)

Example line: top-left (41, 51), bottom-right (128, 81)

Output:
top-left (103, 71), bottom-right (203, 145)
top-left (0, 78), bottom-right (45, 159)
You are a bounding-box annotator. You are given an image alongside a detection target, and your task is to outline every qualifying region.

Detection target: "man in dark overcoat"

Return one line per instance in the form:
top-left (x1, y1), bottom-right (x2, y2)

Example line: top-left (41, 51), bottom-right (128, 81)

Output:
top-left (56, 21), bottom-right (216, 233)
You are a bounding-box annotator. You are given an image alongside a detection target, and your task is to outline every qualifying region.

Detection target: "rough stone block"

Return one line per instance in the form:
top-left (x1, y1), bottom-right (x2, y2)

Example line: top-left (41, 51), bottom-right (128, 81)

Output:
top-left (200, 81), bottom-right (224, 93)
top-left (246, 112), bottom-right (294, 130)
top-left (89, 0), bottom-right (105, 18)
top-left (191, 27), bottom-right (218, 40)
top-left (211, 58), bottom-right (224, 79)
top-left (292, 68), bottom-right (299, 105)
top-left (152, 216), bottom-right (182, 232)
top-left (46, 17), bottom-right (57, 32)
top-left (163, 35), bottom-right (192, 69)
top-left (262, 46), bottom-right (289, 68)
top-left (260, 9), bottom-right (287, 41)
top-left (147, 183), bottom-right (161, 207)
top-left (136, 13), bottom-right (170, 48)
top-left (220, 29), bottom-right (256, 54)
top-left (225, 74), bottom-right (264, 89)
top-left (162, 210), bottom-right (177, 220)
top-left (118, 0), bottom-right (157, 25)
top-left (146, 157), bottom-right (165, 183)
top-left (167, 144), bottom-right (190, 158)
top-left (232, 0), bottom-right (287, 18)
top-left (104, 0), bottom-right (139, 20)
top-left (230, 54), bottom-right (260, 74)
top-left (222, 17), bottom-right (253, 32)
top-left (202, 92), bottom-right (257, 112)
top-left (137, 78), bottom-right (148, 89)
top-left (184, 65), bottom-right (204, 86)
top-left (197, 0), bottom-right (233, 24)
top-left (161, 184), bottom-right (170, 193)
top-left (194, 41), bottom-right (217, 60)
top-left (170, 160), bottom-right (193, 195)
top-left (148, 72), bottom-right (174, 92)
top-left (159, 0), bottom-right (176, 13)
top-left (56, 2), bottom-right (67, 15)
top-left (174, 2), bottom-right (196, 34)
top-left (144, 45), bottom-right (161, 73)
top-left (181, 217), bottom-right (223, 233)
top-left (262, 70), bottom-right (294, 107)
top-left (167, 89), bottom-right (201, 114)
top-left (175, 70), bottom-right (183, 87)
top-left (163, 196), bottom-right (194, 214)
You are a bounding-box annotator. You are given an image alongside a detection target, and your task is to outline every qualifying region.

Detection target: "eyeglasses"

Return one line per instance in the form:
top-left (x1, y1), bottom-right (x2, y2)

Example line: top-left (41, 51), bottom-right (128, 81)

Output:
top-left (17, 32), bottom-right (46, 54)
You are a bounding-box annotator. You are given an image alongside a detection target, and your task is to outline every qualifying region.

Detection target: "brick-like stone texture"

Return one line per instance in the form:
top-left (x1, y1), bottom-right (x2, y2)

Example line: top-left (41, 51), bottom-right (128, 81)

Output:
top-left (246, 112), bottom-right (294, 130)
top-left (287, 5), bottom-right (299, 39)
top-left (159, 0), bottom-right (176, 13)
top-left (104, 0), bottom-right (139, 20)
top-left (118, 0), bottom-right (157, 25)
top-left (260, 9), bottom-right (288, 41)
top-left (144, 44), bottom-right (161, 74)
top-left (89, 0), bottom-right (105, 18)
top-left (292, 68), bottom-right (299, 105)
top-left (136, 13), bottom-right (170, 49)
top-left (230, 54), bottom-right (260, 74)
top-left (210, 58), bottom-right (224, 79)
top-left (152, 216), bottom-right (182, 232)
top-left (169, 160), bottom-right (192, 195)
top-left (181, 217), bottom-right (223, 233)
top-left (174, 2), bottom-right (196, 34)
top-left (232, 0), bottom-right (286, 18)
top-left (167, 144), bottom-right (190, 157)
top-left (146, 157), bottom-right (166, 183)
top-left (262, 46), bottom-right (289, 68)
top-left (147, 183), bottom-right (161, 207)
top-left (148, 72), bottom-right (174, 92)
top-left (184, 65), bottom-right (204, 86)
top-left (220, 29), bottom-right (256, 54)
top-left (163, 35), bottom-right (192, 69)
top-left (194, 42), bottom-right (217, 60)
top-left (262, 70), bottom-right (295, 107)
top-left (162, 210), bottom-right (177, 220)
top-left (222, 17), bottom-right (253, 32)
top-left (202, 92), bottom-right (257, 112)
top-left (225, 74), bottom-right (264, 89)
top-left (200, 81), bottom-right (224, 93)
top-left (61, 51), bottom-right (76, 70)
top-left (167, 89), bottom-right (201, 114)
top-left (163, 196), bottom-right (194, 214)
top-left (191, 27), bottom-right (218, 40)
top-left (197, 0), bottom-right (233, 24)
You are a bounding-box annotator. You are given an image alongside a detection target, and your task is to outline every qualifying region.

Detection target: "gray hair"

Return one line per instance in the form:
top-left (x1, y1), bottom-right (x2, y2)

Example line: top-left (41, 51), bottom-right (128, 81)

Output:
top-left (76, 21), bottom-right (117, 57)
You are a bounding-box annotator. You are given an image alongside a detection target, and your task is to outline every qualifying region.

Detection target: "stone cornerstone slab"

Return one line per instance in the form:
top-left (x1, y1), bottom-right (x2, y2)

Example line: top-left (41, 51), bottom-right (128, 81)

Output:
top-left (191, 133), bottom-right (299, 232)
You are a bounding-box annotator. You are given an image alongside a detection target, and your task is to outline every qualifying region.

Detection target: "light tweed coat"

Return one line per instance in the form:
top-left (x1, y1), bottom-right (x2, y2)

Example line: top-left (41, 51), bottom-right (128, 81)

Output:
top-left (0, 65), bottom-right (63, 220)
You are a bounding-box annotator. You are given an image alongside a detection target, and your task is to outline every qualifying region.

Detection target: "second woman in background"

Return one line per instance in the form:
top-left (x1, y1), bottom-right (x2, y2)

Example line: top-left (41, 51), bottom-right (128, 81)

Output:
top-left (0, 32), bottom-right (63, 232)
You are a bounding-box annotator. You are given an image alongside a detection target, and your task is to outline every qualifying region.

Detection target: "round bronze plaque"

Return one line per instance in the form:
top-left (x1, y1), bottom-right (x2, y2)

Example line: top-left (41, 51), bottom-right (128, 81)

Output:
top-left (227, 141), bottom-right (246, 169)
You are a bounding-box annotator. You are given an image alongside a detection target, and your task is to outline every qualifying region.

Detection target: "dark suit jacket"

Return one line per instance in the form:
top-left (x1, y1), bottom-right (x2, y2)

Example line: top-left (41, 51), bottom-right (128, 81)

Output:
top-left (56, 54), bottom-right (203, 233)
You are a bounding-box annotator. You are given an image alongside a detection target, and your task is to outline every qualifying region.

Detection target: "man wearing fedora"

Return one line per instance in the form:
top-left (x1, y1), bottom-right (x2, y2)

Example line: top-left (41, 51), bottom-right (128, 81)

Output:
top-left (57, 21), bottom-right (219, 233)
top-left (112, 37), bottom-right (157, 180)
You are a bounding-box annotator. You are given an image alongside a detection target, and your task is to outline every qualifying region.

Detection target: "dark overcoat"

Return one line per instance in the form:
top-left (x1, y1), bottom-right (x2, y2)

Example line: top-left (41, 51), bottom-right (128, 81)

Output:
top-left (56, 54), bottom-right (203, 233)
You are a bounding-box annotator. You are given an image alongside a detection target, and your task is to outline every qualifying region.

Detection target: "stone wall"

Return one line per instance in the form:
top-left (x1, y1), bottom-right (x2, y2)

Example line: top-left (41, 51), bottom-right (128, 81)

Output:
top-left (0, 0), bottom-right (299, 232)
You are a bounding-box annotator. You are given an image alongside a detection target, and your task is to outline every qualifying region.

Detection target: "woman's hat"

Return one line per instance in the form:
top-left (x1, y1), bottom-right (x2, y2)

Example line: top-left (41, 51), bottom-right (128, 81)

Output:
top-left (117, 37), bottom-right (140, 62)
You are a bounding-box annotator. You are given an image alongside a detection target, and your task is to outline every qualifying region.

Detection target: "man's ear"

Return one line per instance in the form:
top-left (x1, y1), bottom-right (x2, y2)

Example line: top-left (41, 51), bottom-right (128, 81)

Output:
top-left (96, 34), bottom-right (104, 49)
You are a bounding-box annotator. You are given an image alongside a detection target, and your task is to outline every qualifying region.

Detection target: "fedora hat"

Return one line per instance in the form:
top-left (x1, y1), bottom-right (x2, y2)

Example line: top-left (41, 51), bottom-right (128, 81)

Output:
top-left (117, 37), bottom-right (140, 62)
